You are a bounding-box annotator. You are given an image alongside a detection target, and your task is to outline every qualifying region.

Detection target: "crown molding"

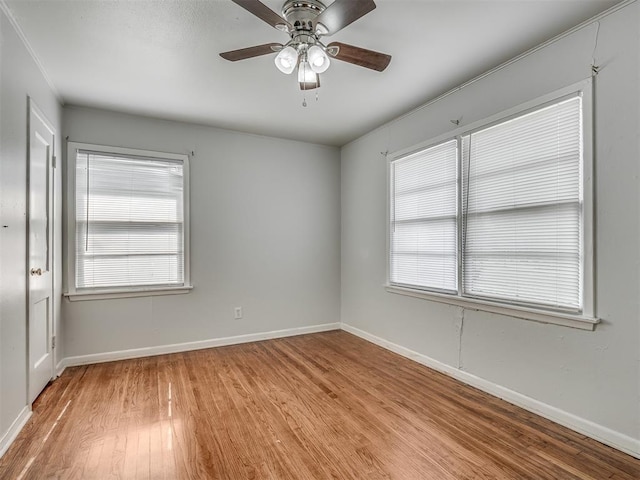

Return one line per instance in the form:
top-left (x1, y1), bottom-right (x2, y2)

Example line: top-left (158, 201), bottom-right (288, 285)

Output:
top-left (0, 0), bottom-right (63, 103)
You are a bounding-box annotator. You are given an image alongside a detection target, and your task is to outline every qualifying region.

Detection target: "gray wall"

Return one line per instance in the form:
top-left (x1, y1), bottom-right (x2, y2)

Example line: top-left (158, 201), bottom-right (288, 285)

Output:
top-left (62, 107), bottom-right (341, 357)
top-left (341, 2), bottom-right (639, 447)
top-left (2, 0), bottom-right (637, 461)
top-left (0, 9), bottom-right (63, 448)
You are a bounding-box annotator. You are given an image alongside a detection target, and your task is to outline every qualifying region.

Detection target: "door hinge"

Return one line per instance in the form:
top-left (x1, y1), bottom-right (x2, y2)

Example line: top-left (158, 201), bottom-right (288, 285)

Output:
top-left (52, 335), bottom-right (56, 349)
top-left (52, 155), bottom-right (57, 168)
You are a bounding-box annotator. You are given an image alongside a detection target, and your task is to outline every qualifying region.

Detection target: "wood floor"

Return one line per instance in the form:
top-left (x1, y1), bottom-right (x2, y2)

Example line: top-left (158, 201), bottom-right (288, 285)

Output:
top-left (1, 331), bottom-right (638, 479)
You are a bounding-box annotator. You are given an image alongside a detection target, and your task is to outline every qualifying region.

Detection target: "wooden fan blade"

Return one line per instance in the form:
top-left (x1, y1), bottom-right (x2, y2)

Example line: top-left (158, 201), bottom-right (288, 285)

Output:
top-left (231, 0), bottom-right (291, 31)
top-left (220, 43), bottom-right (282, 61)
top-left (327, 42), bottom-right (391, 72)
top-left (314, 0), bottom-right (376, 35)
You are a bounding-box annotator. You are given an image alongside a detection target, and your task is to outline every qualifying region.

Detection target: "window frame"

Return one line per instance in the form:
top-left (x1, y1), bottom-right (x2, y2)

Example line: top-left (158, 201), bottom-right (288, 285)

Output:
top-left (65, 142), bottom-right (192, 301)
top-left (386, 79), bottom-right (596, 330)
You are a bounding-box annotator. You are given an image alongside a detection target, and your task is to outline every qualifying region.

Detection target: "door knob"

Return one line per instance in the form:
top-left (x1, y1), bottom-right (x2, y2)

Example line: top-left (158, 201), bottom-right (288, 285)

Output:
top-left (30, 268), bottom-right (42, 276)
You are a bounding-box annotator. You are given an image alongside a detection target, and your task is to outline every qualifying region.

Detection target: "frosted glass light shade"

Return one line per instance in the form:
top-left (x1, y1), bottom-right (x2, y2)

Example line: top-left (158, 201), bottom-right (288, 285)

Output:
top-left (308, 45), bottom-right (330, 73)
top-left (274, 46), bottom-right (298, 74)
top-left (297, 60), bottom-right (320, 90)
top-left (298, 60), bottom-right (317, 83)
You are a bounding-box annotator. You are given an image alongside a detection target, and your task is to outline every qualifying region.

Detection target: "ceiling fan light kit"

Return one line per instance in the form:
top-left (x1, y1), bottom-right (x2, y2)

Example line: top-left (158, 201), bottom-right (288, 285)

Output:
top-left (221, 0), bottom-right (391, 94)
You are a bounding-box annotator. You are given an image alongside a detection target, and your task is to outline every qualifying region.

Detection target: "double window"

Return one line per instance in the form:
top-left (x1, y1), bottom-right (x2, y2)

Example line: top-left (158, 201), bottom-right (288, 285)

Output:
top-left (389, 85), bottom-right (593, 321)
top-left (66, 143), bottom-right (190, 298)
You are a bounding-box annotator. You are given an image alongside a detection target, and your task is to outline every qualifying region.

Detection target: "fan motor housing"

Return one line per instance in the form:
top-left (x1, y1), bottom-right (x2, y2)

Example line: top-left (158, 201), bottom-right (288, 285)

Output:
top-left (281, 0), bottom-right (326, 32)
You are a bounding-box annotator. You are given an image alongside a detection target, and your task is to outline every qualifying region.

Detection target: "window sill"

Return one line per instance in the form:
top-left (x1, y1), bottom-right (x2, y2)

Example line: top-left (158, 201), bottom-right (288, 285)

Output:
top-left (385, 285), bottom-right (599, 331)
top-left (64, 285), bottom-right (193, 302)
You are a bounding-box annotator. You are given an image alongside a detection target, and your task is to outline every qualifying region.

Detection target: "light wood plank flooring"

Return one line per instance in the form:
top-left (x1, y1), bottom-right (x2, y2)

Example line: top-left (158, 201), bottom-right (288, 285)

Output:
top-left (1, 331), bottom-right (639, 479)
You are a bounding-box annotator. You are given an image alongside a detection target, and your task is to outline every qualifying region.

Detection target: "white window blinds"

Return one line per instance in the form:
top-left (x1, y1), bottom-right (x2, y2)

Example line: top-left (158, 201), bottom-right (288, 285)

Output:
top-left (462, 96), bottom-right (583, 310)
top-left (390, 140), bottom-right (458, 292)
top-left (75, 150), bottom-right (186, 289)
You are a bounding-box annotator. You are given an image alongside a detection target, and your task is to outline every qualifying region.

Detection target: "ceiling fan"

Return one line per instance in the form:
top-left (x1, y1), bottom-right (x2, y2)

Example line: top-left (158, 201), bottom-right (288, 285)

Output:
top-left (220, 0), bottom-right (391, 91)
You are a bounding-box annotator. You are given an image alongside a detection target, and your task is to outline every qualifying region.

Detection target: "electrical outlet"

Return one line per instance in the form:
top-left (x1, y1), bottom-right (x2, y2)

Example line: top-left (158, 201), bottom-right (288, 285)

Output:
top-left (234, 307), bottom-right (243, 320)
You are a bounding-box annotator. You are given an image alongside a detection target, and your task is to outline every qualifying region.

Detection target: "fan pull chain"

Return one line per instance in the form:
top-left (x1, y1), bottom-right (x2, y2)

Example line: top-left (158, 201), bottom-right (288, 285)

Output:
top-left (302, 60), bottom-right (308, 107)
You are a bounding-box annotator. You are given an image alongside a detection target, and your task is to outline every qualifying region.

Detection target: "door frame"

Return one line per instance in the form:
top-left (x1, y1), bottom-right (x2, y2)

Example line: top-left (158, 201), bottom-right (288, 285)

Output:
top-left (26, 96), bottom-right (56, 404)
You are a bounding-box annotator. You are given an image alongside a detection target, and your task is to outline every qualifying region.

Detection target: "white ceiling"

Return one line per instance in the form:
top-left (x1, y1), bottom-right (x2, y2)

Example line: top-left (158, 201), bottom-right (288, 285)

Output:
top-left (5, 0), bottom-right (618, 146)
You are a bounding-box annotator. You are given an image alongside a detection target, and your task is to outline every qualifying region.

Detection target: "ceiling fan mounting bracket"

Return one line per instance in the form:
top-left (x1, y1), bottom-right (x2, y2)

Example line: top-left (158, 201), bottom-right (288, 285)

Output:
top-left (281, 0), bottom-right (326, 33)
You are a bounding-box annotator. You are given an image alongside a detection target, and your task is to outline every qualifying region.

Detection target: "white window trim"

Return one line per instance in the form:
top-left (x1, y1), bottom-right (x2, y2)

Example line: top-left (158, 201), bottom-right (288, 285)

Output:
top-left (65, 142), bottom-right (192, 301)
top-left (386, 79), bottom-right (597, 330)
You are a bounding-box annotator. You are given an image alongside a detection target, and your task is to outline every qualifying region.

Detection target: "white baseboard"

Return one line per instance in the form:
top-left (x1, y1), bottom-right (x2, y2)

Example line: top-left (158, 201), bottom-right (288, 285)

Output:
top-left (0, 406), bottom-right (32, 459)
top-left (56, 359), bottom-right (67, 377)
top-left (61, 322), bottom-right (341, 368)
top-left (341, 323), bottom-right (640, 460)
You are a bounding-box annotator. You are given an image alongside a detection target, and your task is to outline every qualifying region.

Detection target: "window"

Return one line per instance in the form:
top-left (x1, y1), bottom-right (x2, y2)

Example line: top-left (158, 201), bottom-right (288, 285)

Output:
top-left (462, 97), bottom-right (582, 311)
top-left (390, 140), bottom-right (458, 292)
top-left (389, 84), bottom-right (593, 324)
top-left (66, 143), bottom-right (191, 298)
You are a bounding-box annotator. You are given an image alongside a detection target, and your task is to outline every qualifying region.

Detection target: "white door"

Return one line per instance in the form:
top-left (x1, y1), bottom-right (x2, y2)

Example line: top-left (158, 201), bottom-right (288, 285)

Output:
top-left (28, 99), bottom-right (55, 403)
